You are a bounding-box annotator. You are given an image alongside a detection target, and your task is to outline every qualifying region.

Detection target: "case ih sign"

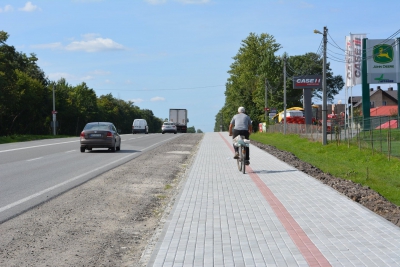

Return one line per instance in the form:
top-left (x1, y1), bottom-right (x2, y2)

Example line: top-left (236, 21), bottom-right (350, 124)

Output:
top-left (293, 75), bottom-right (322, 89)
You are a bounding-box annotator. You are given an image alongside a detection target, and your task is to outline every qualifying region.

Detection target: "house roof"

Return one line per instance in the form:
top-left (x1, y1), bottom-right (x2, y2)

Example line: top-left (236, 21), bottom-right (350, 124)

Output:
top-left (375, 120), bottom-right (398, 129)
top-left (350, 88), bottom-right (398, 108)
top-left (369, 105), bottom-right (398, 116)
top-left (348, 96), bottom-right (361, 104)
top-left (386, 89), bottom-right (398, 100)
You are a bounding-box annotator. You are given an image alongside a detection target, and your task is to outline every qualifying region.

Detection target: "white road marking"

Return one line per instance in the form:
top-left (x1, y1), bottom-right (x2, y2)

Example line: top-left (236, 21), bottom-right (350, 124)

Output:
top-left (0, 153), bottom-right (135, 213)
top-left (65, 150), bottom-right (76, 153)
top-left (0, 135), bottom-right (178, 213)
top-left (166, 151), bottom-right (191, 154)
top-left (27, 157), bottom-right (43, 161)
top-left (0, 140), bottom-right (79, 153)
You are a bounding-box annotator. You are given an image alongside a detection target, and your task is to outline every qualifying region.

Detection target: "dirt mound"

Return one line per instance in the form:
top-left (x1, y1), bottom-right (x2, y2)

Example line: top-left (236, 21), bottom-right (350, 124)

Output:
top-left (251, 140), bottom-right (400, 227)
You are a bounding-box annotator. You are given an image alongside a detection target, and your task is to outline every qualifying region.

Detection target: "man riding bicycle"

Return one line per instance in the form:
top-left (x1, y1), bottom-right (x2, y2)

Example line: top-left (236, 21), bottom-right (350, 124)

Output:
top-left (229, 106), bottom-right (252, 165)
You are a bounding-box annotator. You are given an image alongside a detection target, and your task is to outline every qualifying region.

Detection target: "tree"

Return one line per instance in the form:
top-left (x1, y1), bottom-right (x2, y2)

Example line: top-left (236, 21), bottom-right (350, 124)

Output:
top-left (286, 52), bottom-right (344, 103)
top-left (216, 32), bottom-right (282, 131)
top-left (215, 32), bottom-right (345, 132)
top-left (187, 126), bottom-right (196, 133)
top-left (0, 31), bottom-right (49, 135)
top-left (196, 129), bottom-right (203, 133)
top-left (139, 109), bottom-right (163, 133)
top-left (0, 31), bottom-right (170, 136)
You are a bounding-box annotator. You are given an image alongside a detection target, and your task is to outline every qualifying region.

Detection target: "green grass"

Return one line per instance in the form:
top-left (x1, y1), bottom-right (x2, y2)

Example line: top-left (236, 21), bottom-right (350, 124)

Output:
top-left (251, 132), bottom-right (400, 206)
top-left (0, 134), bottom-right (74, 144)
top-left (164, 184), bottom-right (172, 190)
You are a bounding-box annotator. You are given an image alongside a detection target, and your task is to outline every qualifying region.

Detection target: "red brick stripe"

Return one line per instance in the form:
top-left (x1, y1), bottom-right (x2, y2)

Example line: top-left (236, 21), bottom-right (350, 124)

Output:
top-left (219, 133), bottom-right (331, 267)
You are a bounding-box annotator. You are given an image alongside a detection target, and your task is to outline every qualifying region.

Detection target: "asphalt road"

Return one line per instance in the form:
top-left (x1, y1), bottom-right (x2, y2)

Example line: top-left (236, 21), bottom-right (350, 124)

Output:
top-left (0, 133), bottom-right (180, 223)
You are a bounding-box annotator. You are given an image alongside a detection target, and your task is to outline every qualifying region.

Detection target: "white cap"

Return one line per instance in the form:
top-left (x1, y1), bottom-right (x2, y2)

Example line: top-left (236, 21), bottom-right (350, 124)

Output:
top-left (238, 107), bottom-right (245, 113)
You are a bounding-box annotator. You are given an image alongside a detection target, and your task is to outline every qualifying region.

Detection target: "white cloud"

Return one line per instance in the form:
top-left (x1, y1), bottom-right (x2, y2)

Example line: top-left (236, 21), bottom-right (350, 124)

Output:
top-left (46, 69), bottom-right (111, 82)
top-left (65, 36), bottom-right (125, 52)
top-left (0, 5), bottom-right (13, 12)
top-left (81, 33), bottom-right (101, 41)
top-left (19, 2), bottom-right (40, 12)
top-left (131, 98), bottom-right (144, 104)
top-left (150, 96), bottom-right (165, 102)
top-left (80, 75), bottom-right (94, 81)
top-left (31, 34), bottom-right (125, 53)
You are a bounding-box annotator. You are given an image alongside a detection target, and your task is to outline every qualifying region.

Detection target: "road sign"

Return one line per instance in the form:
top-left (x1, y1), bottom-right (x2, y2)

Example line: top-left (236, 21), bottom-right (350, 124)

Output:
top-left (52, 110), bottom-right (57, 114)
top-left (264, 107), bottom-right (269, 111)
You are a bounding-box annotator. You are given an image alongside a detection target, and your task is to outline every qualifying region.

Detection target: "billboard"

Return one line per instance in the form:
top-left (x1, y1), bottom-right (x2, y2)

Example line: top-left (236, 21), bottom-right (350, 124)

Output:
top-left (293, 75), bottom-right (322, 89)
top-left (367, 39), bottom-right (399, 83)
top-left (345, 34), bottom-right (365, 87)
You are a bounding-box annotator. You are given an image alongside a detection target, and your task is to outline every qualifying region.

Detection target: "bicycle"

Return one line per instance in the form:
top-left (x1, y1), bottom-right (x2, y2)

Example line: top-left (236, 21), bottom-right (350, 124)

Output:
top-left (233, 135), bottom-right (250, 174)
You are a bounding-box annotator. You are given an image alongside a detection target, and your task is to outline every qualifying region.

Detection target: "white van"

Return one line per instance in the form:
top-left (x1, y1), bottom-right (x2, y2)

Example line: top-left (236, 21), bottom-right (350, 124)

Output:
top-left (132, 119), bottom-right (149, 134)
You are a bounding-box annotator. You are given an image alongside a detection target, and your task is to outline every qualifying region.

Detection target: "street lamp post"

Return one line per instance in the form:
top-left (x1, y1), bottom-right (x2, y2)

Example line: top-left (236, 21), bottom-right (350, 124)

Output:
top-left (314, 26), bottom-right (328, 145)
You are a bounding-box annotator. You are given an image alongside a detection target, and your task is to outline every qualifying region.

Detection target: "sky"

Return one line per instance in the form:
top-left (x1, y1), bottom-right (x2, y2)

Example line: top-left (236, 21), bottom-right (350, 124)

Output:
top-left (1, 0), bottom-right (400, 132)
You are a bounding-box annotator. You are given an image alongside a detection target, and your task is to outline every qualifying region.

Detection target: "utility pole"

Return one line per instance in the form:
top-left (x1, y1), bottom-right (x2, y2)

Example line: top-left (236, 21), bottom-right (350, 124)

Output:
top-left (322, 26), bottom-right (327, 145)
top-left (52, 85), bottom-right (56, 135)
top-left (314, 26), bottom-right (328, 145)
top-left (283, 56), bottom-right (287, 135)
top-left (265, 78), bottom-right (268, 121)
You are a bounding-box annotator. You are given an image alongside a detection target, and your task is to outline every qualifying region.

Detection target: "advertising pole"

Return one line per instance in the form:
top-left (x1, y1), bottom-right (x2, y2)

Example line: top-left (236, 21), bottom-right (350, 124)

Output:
top-left (362, 38), bottom-right (370, 130)
top-left (398, 38), bottom-right (400, 128)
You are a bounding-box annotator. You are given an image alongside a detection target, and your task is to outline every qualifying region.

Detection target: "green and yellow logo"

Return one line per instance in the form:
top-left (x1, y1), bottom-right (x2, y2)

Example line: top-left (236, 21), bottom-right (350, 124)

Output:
top-left (373, 44), bottom-right (393, 64)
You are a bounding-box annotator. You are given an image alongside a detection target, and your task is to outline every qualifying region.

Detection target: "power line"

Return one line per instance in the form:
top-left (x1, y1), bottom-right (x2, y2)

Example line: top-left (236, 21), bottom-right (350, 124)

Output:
top-left (315, 38), bottom-right (323, 56)
top-left (328, 32), bottom-right (346, 52)
top-left (327, 29), bottom-right (400, 65)
top-left (327, 47), bottom-right (346, 57)
top-left (327, 52), bottom-right (347, 63)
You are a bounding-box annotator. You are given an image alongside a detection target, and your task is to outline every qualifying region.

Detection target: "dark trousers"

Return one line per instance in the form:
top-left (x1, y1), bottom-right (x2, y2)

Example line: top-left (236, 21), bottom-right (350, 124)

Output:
top-left (232, 129), bottom-right (250, 160)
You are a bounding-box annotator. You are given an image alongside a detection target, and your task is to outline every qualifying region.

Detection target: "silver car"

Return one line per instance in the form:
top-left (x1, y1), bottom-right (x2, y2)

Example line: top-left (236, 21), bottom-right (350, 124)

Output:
top-left (161, 122), bottom-right (177, 134)
top-left (80, 122), bottom-right (121, 152)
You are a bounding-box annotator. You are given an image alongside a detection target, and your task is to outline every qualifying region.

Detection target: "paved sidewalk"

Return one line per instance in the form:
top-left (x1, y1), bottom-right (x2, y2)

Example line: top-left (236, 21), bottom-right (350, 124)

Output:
top-left (147, 132), bottom-right (400, 267)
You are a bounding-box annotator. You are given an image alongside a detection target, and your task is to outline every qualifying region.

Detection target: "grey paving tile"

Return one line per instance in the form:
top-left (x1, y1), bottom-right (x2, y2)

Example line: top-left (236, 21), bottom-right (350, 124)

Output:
top-left (147, 132), bottom-right (400, 267)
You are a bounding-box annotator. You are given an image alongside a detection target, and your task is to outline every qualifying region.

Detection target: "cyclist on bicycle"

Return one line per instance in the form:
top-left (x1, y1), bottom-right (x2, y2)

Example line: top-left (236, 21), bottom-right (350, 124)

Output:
top-left (229, 106), bottom-right (252, 165)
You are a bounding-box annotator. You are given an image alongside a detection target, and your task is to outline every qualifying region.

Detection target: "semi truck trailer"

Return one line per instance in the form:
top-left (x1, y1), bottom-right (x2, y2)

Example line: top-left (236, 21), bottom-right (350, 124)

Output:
top-left (169, 109), bottom-right (188, 133)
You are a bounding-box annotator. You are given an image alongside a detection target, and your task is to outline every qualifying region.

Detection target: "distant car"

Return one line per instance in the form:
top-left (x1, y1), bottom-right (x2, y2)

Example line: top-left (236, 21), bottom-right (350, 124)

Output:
top-left (162, 122), bottom-right (177, 134)
top-left (132, 119), bottom-right (149, 134)
top-left (80, 122), bottom-right (121, 152)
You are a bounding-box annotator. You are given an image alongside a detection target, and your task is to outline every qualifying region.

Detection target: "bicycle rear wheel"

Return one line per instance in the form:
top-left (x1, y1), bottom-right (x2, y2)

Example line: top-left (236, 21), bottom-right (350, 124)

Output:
top-left (236, 146), bottom-right (242, 171)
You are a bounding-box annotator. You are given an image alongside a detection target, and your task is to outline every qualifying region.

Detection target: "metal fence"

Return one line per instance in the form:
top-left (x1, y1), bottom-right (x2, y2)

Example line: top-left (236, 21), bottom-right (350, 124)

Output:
top-left (263, 115), bottom-right (400, 159)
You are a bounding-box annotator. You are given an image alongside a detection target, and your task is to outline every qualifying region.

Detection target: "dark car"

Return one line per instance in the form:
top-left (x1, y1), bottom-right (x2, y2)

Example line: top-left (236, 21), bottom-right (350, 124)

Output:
top-left (80, 122), bottom-right (121, 152)
top-left (161, 122), bottom-right (177, 134)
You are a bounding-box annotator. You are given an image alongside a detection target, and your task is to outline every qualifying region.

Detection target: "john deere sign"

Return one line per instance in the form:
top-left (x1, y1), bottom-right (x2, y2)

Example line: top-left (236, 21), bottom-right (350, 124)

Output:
top-left (373, 44), bottom-right (393, 64)
top-left (367, 39), bottom-right (399, 83)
